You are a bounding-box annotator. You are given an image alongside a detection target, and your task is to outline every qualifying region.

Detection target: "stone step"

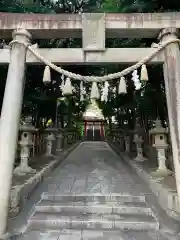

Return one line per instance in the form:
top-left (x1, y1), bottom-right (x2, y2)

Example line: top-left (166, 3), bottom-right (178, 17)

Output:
top-left (41, 193), bottom-right (146, 203)
top-left (18, 229), bottom-right (167, 240)
top-left (27, 212), bottom-right (159, 231)
top-left (35, 199), bottom-right (153, 216)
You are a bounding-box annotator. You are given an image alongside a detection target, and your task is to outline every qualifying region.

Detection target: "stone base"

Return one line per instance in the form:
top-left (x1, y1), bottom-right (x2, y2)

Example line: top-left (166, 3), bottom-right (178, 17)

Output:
top-left (134, 155), bottom-right (147, 162)
top-left (43, 153), bottom-right (56, 158)
top-left (56, 148), bottom-right (63, 152)
top-left (0, 232), bottom-right (14, 239)
top-left (14, 166), bottom-right (36, 176)
top-left (0, 231), bottom-right (22, 239)
top-left (151, 168), bottom-right (172, 178)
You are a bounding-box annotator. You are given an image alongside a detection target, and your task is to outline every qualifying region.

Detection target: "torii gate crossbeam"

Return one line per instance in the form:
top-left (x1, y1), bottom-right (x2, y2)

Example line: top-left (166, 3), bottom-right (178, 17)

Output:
top-left (0, 12), bottom-right (179, 39)
top-left (0, 48), bottom-right (164, 65)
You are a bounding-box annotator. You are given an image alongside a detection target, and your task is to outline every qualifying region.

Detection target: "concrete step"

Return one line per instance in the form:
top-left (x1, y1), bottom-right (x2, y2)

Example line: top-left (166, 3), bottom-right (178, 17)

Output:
top-left (41, 193), bottom-right (146, 203)
top-left (35, 199), bottom-right (153, 216)
top-left (17, 229), bottom-right (167, 240)
top-left (27, 212), bottom-right (159, 231)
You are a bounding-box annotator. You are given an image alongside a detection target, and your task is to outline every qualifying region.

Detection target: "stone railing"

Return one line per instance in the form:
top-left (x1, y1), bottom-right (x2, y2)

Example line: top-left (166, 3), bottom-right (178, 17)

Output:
top-left (107, 125), bottom-right (180, 219)
top-left (63, 128), bottom-right (80, 148)
top-left (14, 125), bottom-right (81, 175)
top-left (9, 124), bottom-right (81, 217)
top-left (107, 120), bottom-right (173, 177)
top-left (105, 128), bottom-right (133, 153)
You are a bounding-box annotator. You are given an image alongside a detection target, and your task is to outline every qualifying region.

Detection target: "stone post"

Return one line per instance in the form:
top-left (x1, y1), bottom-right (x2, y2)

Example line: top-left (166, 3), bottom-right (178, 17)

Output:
top-left (74, 132), bottom-right (77, 142)
top-left (0, 29), bottom-right (31, 235)
top-left (44, 127), bottom-right (57, 157)
top-left (150, 120), bottom-right (172, 178)
top-left (119, 136), bottom-right (124, 151)
top-left (56, 130), bottom-right (64, 153)
top-left (134, 124), bottom-right (146, 162)
top-left (113, 133), bottom-right (116, 142)
top-left (14, 118), bottom-right (37, 176)
top-left (73, 131), bottom-right (76, 143)
top-left (63, 131), bottom-right (68, 148)
top-left (159, 28), bottom-right (180, 200)
top-left (134, 135), bottom-right (144, 162)
top-left (124, 135), bottom-right (130, 152)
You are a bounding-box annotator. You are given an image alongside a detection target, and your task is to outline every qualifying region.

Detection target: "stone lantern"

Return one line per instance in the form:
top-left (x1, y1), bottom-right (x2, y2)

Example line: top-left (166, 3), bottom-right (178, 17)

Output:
top-left (134, 123), bottom-right (146, 162)
top-left (14, 117), bottom-right (37, 176)
top-left (44, 126), bottom-right (58, 157)
top-left (150, 119), bottom-right (172, 177)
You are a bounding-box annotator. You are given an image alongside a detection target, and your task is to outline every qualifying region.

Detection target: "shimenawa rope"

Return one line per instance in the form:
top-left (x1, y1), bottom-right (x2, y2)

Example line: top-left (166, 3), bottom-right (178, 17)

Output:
top-left (9, 39), bottom-right (180, 82)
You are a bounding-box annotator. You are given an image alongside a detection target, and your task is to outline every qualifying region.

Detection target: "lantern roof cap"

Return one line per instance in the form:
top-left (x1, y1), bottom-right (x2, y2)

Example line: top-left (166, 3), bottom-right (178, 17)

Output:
top-left (150, 120), bottom-right (168, 134)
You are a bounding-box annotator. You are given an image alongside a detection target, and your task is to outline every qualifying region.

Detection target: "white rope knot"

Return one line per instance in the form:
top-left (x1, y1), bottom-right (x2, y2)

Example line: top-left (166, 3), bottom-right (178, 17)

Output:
top-left (8, 38), bottom-right (180, 82)
top-left (9, 40), bottom-right (31, 49)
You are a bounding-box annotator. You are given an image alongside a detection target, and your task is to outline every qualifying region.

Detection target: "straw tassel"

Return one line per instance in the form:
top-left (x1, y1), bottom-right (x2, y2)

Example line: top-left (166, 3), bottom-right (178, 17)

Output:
top-left (60, 75), bottom-right (65, 91)
top-left (90, 82), bottom-right (100, 99)
top-left (80, 81), bottom-right (84, 101)
top-left (118, 77), bottom-right (127, 94)
top-left (62, 77), bottom-right (73, 96)
top-left (101, 81), bottom-right (109, 102)
top-left (101, 92), bottom-right (104, 102)
top-left (140, 64), bottom-right (149, 81)
top-left (132, 70), bottom-right (141, 90)
top-left (43, 66), bottom-right (51, 83)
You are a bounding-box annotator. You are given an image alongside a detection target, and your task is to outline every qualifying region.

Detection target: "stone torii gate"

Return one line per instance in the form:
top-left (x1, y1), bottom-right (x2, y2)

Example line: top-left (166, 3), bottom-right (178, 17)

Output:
top-left (0, 12), bottom-right (180, 236)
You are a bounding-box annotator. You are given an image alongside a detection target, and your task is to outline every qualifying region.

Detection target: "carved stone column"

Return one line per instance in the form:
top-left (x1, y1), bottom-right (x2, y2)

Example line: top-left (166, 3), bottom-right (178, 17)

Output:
top-left (0, 29), bottom-right (31, 235)
top-left (159, 28), bottom-right (180, 201)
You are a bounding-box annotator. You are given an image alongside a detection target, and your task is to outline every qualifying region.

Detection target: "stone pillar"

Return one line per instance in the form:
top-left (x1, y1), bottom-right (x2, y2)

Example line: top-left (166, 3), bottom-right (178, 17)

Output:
top-left (134, 134), bottom-right (145, 162)
top-left (44, 127), bottom-right (57, 157)
top-left (159, 28), bottom-right (180, 200)
top-left (56, 130), bottom-right (64, 152)
top-left (119, 136), bottom-right (124, 151)
top-left (133, 124), bottom-right (146, 162)
top-left (0, 29), bottom-right (31, 235)
top-left (113, 135), bottom-right (116, 142)
top-left (124, 135), bottom-right (130, 152)
top-left (63, 132), bottom-right (67, 148)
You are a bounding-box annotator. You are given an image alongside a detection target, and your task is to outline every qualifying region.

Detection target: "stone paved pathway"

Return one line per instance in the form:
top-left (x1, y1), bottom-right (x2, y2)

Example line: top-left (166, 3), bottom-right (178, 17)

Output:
top-left (15, 142), bottom-right (180, 239)
top-left (43, 142), bottom-right (150, 196)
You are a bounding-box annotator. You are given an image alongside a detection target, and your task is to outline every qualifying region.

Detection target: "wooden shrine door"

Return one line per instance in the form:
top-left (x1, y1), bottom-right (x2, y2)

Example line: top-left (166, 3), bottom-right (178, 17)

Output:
top-left (84, 121), bottom-right (104, 141)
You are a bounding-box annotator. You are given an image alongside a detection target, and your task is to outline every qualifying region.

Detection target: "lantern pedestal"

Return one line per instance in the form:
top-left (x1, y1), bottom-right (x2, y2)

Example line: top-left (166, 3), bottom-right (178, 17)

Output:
top-left (151, 144), bottom-right (172, 178)
top-left (151, 168), bottom-right (172, 178)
